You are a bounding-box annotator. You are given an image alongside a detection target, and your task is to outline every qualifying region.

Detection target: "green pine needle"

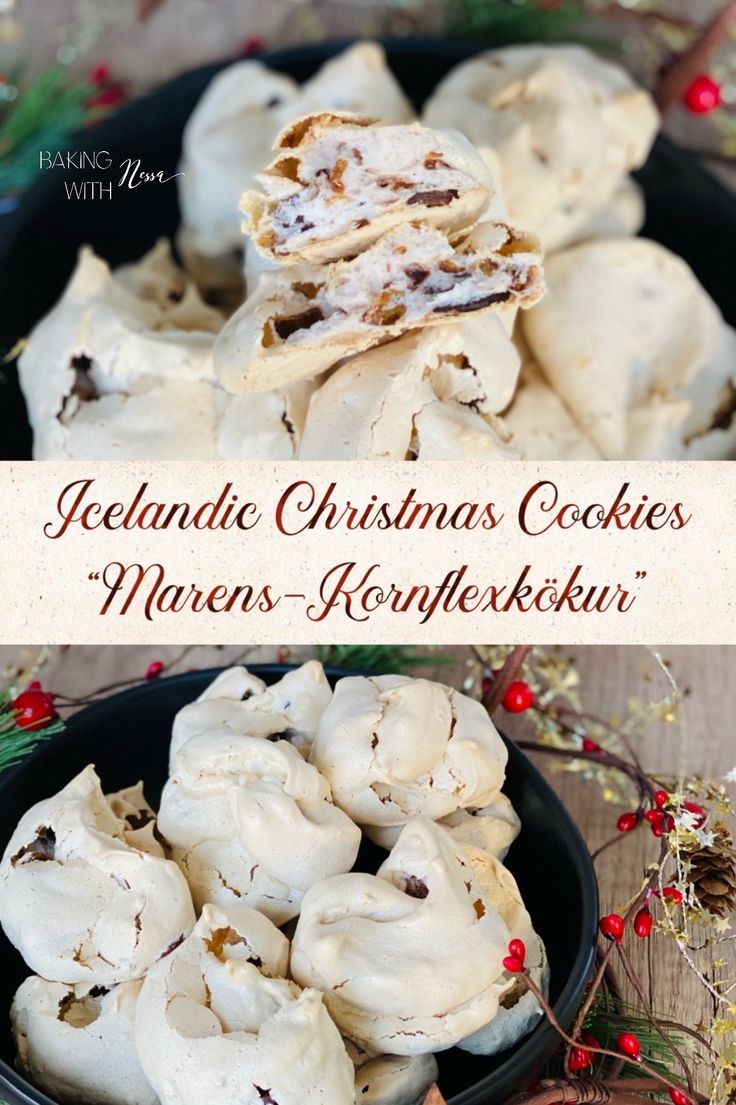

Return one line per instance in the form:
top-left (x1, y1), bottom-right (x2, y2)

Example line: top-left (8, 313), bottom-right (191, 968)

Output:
top-left (0, 66), bottom-right (93, 195)
top-left (445, 0), bottom-right (589, 42)
top-left (316, 645), bottom-right (451, 675)
top-left (583, 994), bottom-right (687, 1081)
top-left (0, 689), bottom-right (65, 774)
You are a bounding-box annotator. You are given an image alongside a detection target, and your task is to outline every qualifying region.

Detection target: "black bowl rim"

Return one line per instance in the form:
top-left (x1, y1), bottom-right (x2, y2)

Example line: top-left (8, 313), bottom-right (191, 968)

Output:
top-left (0, 664), bottom-right (598, 1105)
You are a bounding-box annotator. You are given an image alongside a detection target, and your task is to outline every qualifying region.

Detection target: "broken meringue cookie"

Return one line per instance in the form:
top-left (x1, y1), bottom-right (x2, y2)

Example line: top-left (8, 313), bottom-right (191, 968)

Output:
top-left (308, 674), bottom-right (508, 845)
top-left (215, 220), bottom-right (544, 393)
top-left (299, 321), bottom-right (520, 460)
top-left (135, 903), bottom-right (355, 1105)
top-left (0, 765), bottom-right (195, 984)
top-left (169, 661), bottom-right (333, 770)
top-left (243, 112), bottom-right (497, 265)
top-left (11, 976), bottom-right (157, 1105)
top-left (177, 42), bottom-right (412, 292)
top-left (521, 237), bottom-right (736, 460)
top-left (291, 818), bottom-right (545, 1055)
top-left (346, 1040), bottom-right (438, 1105)
top-left (423, 43), bottom-right (659, 253)
top-left (158, 733), bottom-right (361, 923)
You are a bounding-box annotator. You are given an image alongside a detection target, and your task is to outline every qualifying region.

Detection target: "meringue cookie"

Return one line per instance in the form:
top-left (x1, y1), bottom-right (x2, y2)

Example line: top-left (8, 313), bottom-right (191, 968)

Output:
top-left (292, 42), bottom-right (413, 128)
top-left (177, 42), bottom-right (412, 290)
top-left (215, 220), bottom-right (544, 393)
top-left (347, 1041), bottom-right (438, 1105)
top-left (426, 793), bottom-right (520, 860)
top-left (456, 841), bottom-right (548, 1056)
top-left (423, 44), bottom-right (659, 252)
top-left (244, 113), bottom-right (496, 264)
top-left (170, 661), bottom-right (332, 769)
top-left (299, 321), bottom-right (519, 460)
top-left (309, 674), bottom-right (507, 846)
top-left (158, 734), bottom-right (360, 923)
top-left (291, 818), bottom-right (543, 1055)
top-left (522, 237), bottom-right (736, 460)
top-left (18, 241), bottom-right (223, 459)
top-left (18, 241), bottom-right (316, 460)
top-left (502, 357), bottom-right (602, 460)
top-left (0, 765), bottom-right (195, 984)
top-left (135, 904), bottom-right (354, 1105)
top-left (11, 976), bottom-right (157, 1105)
top-left (177, 60), bottom-right (299, 281)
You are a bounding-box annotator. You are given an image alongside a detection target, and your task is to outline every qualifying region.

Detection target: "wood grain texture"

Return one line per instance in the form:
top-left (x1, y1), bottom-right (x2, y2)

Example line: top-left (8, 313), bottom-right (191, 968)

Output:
top-left (0, 643), bottom-right (733, 1076)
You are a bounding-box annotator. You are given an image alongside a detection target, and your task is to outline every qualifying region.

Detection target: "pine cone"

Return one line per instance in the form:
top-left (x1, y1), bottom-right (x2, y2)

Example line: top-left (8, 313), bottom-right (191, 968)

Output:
top-left (684, 829), bottom-right (736, 918)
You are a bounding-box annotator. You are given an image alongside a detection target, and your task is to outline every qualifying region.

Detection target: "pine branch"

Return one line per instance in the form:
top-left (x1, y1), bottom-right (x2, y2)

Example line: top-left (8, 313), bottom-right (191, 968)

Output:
top-left (445, 0), bottom-right (590, 43)
top-left (315, 645), bottom-right (450, 675)
top-left (0, 690), bottom-right (64, 773)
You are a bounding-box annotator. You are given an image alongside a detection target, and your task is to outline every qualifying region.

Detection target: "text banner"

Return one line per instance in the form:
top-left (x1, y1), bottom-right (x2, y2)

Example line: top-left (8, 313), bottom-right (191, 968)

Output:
top-left (0, 461), bottom-right (733, 644)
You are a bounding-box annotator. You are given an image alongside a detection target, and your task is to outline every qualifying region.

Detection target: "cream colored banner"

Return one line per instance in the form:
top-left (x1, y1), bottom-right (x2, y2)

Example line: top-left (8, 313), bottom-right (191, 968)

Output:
top-left (0, 461), bottom-right (733, 644)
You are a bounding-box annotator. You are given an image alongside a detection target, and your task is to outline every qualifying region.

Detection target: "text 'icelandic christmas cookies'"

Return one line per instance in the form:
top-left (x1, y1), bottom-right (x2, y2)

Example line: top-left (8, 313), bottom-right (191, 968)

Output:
top-left (0, 461), bottom-right (732, 644)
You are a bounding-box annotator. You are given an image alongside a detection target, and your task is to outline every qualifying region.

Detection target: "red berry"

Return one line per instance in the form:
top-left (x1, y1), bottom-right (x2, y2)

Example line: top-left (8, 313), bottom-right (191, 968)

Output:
top-left (568, 1046), bottom-right (592, 1071)
top-left (241, 35), bottom-right (263, 55)
top-left (684, 74), bottom-right (722, 115)
top-left (508, 938), bottom-right (526, 964)
top-left (502, 955), bottom-right (524, 973)
top-left (11, 689), bottom-right (57, 732)
top-left (145, 660), bottom-right (164, 680)
top-left (683, 801), bottom-right (706, 828)
top-left (481, 671), bottom-right (493, 695)
top-left (617, 812), bottom-right (638, 833)
top-left (654, 789), bottom-right (669, 809)
top-left (582, 738), bottom-right (599, 752)
top-left (644, 809), bottom-right (661, 825)
top-left (568, 1031), bottom-right (601, 1071)
top-left (599, 913), bottom-right (625, 943)
top-left (662, 886), bottom-right (683, 905)
top-left (633, 908), bottom-right (653, 938)
top-left (88, 83), bottom-right (127, 109)
top-left (89, 63), bottom-right (111, 85)
top-left (670, 1088), bottom-right (691, 1105)
top-left (502, 681), bottom-right (534, 713)
top-left (617, 1032), bottom-right (641, 1060)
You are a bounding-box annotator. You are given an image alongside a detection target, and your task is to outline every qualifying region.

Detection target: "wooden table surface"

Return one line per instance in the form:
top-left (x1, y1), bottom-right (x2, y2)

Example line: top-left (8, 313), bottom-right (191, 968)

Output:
top-left (0, 642), bottom-right (733, 1084)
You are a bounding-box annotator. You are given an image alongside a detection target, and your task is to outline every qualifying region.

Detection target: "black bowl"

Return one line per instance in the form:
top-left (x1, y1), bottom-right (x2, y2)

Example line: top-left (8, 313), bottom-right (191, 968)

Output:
top-left (1, 37), bottom-right (735, 459)
top-left (0, 665), bottom-right (598, 1105)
